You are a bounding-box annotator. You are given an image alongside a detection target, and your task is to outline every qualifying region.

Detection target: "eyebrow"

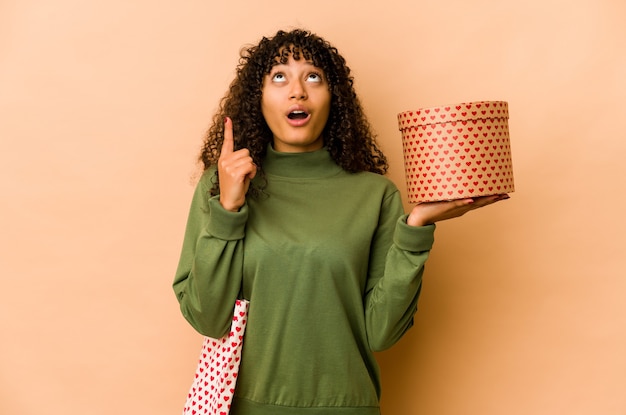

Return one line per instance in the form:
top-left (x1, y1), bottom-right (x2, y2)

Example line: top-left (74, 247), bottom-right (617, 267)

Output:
top-left (270, 60), bottom-right (321, 70)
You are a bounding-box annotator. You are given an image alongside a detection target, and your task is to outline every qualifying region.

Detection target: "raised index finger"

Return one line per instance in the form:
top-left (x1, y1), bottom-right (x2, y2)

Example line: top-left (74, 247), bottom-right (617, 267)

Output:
top-left (221, 117), bottom-right (234, 156)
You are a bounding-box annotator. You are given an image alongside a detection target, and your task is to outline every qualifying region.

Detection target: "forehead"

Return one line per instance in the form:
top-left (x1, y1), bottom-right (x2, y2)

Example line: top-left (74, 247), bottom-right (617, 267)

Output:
top-left (270, 44), bottom-right (314, 67)
top-left (268, 56), bottom-right (320, 72)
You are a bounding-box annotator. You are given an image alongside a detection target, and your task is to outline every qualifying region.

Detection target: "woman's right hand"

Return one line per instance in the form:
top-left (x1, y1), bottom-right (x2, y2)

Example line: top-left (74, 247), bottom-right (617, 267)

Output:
top-left (217, 117), bottom-right (257, 212)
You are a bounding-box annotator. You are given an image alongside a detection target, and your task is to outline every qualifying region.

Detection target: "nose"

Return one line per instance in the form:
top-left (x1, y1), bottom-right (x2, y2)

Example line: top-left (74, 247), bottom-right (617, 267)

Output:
top-left (289, 78), bottom-right (308, 100)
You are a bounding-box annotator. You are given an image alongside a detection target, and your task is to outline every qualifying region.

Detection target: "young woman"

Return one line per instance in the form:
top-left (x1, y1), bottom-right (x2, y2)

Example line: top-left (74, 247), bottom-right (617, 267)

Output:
top-left (173, 28), bottom-right (507, 415)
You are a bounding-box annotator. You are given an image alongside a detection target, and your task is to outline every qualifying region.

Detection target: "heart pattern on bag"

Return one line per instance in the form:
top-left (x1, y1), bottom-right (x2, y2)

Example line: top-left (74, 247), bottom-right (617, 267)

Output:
top-left (397, 101), bottom-right (515, 203)
top-left (182, 299), bottom-right (249, 415)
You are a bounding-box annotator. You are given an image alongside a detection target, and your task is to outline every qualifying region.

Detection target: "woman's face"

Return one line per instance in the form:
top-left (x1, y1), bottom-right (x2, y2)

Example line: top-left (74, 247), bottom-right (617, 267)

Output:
top-left (261, 54), bottom-right (331, 153)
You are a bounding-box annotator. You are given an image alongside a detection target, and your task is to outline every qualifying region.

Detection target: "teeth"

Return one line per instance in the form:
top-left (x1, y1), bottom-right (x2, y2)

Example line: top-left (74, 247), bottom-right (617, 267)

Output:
top-left (288, 110), bottom-right (308, 120)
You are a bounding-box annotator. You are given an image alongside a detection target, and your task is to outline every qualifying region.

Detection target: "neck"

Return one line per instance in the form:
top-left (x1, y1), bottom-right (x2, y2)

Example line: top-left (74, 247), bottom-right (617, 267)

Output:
top-left (261, 144), bottom-right (342, 179)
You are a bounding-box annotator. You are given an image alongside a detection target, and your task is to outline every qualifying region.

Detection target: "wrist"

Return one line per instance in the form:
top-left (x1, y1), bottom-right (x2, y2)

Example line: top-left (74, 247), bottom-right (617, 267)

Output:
top-left (406, 212), bottom-right (430, 227)
top-left (219, 198), bottom-right (242, 212)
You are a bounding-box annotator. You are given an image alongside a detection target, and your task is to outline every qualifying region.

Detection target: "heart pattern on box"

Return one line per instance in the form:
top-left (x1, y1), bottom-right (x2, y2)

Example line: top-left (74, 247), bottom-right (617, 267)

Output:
top-left (182, 299), bottom-right (249, 415)
top-left (397, 101), bottom-right (515, 203)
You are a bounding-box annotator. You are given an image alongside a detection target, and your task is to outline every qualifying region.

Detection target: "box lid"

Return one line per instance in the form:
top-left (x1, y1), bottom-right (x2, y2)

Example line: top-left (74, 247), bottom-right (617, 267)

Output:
top-left (398, 101), bottom-right (509, 131)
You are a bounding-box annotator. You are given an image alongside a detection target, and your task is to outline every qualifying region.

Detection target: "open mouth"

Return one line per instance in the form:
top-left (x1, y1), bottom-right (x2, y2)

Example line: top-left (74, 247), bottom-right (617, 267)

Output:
top-left (287, 110), bottom-right (309, 120)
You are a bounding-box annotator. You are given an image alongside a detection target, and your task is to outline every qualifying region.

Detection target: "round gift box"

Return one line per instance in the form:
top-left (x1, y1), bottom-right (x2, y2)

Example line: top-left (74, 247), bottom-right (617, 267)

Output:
top-left (397, 101), bottom-right (515, 203)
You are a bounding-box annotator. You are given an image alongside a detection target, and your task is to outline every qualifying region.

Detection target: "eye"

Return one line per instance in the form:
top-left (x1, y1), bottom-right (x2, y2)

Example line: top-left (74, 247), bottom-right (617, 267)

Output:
top-left (271, 72), bottom-right (286, 83)
top-left (307, 72), bottom-right (323, 83)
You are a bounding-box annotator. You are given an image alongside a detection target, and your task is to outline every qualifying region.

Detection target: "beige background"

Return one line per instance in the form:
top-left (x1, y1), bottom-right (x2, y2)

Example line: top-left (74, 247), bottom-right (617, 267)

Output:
top-left (1, 0), bottom-right (625, 414)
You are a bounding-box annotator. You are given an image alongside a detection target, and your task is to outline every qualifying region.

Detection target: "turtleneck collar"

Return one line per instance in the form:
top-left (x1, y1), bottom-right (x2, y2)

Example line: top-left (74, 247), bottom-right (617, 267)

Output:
top-left (262, 144), bottom-right (343, 179)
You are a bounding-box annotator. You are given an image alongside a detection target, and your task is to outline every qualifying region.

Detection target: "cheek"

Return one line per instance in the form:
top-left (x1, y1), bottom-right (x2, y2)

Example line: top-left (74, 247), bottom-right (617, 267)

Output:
top-left (318, 95), bottom-right (332, 125)
top-left (260, 97), bottom-right (274, 123)
top-left (261, 91), bottom-right (280, 114)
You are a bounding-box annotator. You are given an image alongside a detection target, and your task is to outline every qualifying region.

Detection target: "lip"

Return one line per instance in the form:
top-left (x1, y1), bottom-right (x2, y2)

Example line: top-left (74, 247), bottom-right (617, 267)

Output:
top-left (285, 105), bottom-right (311, 127)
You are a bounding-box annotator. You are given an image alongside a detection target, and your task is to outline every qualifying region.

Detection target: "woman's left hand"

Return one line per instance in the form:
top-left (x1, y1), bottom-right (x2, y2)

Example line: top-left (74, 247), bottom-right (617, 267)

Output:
top-left (406, 194), bottom-right (510, 227)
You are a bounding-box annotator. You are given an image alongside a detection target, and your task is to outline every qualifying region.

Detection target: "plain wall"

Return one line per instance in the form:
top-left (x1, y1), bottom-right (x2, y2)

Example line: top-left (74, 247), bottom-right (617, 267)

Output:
top-left (1, 0), bottom-right (625, 414)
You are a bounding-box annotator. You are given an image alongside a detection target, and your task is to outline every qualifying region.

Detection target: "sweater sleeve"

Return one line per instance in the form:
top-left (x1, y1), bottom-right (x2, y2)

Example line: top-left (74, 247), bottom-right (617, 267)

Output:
top-left (172, 174), bottom-right (248, 338)
top-left (364, 191), bottom-right (435, 352)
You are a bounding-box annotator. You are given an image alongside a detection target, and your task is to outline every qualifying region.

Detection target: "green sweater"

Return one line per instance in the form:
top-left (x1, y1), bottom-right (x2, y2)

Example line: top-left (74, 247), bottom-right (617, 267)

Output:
top-left (173, 145), bottom-right (435, 415)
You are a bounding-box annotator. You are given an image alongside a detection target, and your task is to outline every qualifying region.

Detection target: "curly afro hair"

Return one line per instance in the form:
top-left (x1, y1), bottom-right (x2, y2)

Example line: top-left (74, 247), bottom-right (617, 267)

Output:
top-left (199, 28), bottom-right (389, 196)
